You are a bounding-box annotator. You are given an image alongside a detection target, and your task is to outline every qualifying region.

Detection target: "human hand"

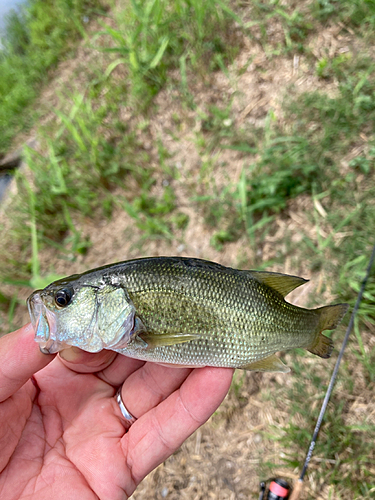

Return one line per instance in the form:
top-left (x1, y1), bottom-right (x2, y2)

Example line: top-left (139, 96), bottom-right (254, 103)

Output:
top-left (0, 324), bottom-right (233, 500)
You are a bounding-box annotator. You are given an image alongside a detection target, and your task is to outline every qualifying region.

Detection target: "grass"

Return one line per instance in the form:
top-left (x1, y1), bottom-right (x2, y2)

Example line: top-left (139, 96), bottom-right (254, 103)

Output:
top-left (0, 0), bottom-right (107, 156)
top-left (275, 346), bottom-right (375, 498)
top-left (182, 2), bottom-right (375, 496)
top-left (192, 30), bottom-right (375, 272)
top-left (243, 0), bottom-right (375, 54)
top-left (1, 0), bottom-right (375, 498)
top-left (24, 94), bottom-right (150, 234)
top-left (0, 0), bottom-right (241, 278)
top-left (0, 91), bottom-right (151, 277)
top-left (96, 0), bottom-right (240, 107)
top-left (122, 181), bottom-right (189, 240)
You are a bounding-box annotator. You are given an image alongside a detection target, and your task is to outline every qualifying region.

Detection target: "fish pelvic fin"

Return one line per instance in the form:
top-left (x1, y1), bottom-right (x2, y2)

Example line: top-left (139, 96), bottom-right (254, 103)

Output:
top-left (308, 303), bottom-right (349, 359)
top-left (250, 271), bottom-right (308, 297)
top-left (241, 354), bottom-right (290, 373)
top-left (139, 332), bottom-right (201, 349)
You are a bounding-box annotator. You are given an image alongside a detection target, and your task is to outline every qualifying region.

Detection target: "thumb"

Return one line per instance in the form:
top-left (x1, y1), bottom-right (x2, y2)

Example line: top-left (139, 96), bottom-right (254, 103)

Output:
top-left (59, 346), bottom-right (117, 373)
top-left (0, 323), bottom-right (55, 402)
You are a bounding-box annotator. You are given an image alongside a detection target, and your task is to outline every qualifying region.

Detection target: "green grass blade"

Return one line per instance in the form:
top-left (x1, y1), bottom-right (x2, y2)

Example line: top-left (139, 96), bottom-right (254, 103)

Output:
top-left (149, 37), bottom-right (169, 69)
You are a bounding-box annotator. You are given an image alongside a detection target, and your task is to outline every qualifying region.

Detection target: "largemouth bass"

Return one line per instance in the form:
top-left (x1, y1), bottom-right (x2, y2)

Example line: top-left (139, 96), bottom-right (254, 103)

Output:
top-left (27, 257), bottom-right (349, 372)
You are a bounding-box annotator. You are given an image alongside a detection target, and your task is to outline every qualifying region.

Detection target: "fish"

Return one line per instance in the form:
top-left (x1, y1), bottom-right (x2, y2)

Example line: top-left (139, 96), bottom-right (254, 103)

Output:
top-left (27, 257), bottom-right (349, 372)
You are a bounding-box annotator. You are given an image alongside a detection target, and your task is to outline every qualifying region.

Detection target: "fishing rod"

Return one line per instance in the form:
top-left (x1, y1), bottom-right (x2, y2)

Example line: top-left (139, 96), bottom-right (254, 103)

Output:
top-left (259, 243), bottom-right (375, 500)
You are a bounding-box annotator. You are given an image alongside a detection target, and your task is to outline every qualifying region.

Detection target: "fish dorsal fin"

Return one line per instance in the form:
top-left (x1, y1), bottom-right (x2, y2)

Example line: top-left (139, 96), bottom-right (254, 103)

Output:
top-left (241, 354), bottom-right (290, 373)
top-left (250, 271), bottom-right (308, 297)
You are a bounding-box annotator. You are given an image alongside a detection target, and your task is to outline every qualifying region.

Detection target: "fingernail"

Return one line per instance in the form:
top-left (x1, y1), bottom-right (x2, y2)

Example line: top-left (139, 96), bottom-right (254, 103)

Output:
top-left (59, 346), bottom-right (83, 362)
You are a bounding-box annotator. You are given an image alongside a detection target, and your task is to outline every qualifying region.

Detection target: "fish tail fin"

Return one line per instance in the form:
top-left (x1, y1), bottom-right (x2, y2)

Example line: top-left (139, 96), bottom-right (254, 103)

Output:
top-left (316, 303), bottom-right (349, 331)
top-left (308, 333), bottom-right (334, 359)
top-left (308, 303), bottom-right (349, 359)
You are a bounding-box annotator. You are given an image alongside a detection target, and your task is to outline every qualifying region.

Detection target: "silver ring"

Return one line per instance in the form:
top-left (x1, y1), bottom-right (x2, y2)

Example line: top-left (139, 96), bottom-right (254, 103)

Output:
top-left (116, 387), bottom-right (137, 426)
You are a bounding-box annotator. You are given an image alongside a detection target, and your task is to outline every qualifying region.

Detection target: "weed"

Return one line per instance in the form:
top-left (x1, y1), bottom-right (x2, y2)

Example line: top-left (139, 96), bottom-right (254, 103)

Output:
top-left (96, 0), bottom-right (239, 106)
top-left (289, 58), bottom-right (375, 154)
top-left (201, 130), bottom-right (319, 251)
top-left (338, 253), bottom-right (375, 328)
top-left (210, 229), bottom-right (238, 251)
top-left (275, 350), bottom-right (375, 498)
top-left (0, 0), bottom-right (105, 155)
top-left (311, 0), bottom-right (337, 22)
top-left (123, 182), bottom-right (183, 239)
top-left (1, 1), bottom-right (375, 497)
top-left (316, 53), bottom-right (352, 80)
top-left (193, 176), bottom-right (244, 250)
top-left (199, 103), bottom-right (235, 149)
top-left (241, 137), bottom-right (317, 213)
top-left (331, 0), bottom-right (375, 34)
top-left (276, 7), bottom-right (313, 52)
top-left (17, 93), bottom-right (150, 241)
top-left (2, 174), bottom-right (63, 290)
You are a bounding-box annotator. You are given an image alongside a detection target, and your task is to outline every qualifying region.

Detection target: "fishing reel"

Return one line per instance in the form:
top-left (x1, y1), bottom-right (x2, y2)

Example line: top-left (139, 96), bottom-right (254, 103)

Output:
top-left (259, 478), bottom-right (292, 500)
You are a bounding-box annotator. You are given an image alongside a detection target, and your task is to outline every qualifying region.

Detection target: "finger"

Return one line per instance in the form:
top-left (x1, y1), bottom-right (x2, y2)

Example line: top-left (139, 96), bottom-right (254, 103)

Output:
top-left (123, 367), bottom-right (234, 485)
top-left (0, 323), bottom-right (55, 402)
top-left (118, 363), bottom-right (192, 418)
top-left (96, 354), bottom-right (145, 387)
top-left (58, 347), bottom-right (117, 373)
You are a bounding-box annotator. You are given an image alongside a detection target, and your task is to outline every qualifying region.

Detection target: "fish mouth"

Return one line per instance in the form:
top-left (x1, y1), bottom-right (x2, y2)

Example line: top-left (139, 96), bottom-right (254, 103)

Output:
top-left (27, 291), bottom-right (68, 354)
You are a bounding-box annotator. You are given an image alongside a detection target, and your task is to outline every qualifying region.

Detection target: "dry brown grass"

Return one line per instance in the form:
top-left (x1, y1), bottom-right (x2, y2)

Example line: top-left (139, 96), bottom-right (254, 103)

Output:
top-left (1, 3), bottom-right (374, 498)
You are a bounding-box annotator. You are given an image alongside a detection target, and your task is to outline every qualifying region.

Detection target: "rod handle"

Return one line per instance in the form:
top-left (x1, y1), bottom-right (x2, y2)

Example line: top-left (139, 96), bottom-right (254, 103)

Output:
top-left (288, 480), bottom-right (303, 500)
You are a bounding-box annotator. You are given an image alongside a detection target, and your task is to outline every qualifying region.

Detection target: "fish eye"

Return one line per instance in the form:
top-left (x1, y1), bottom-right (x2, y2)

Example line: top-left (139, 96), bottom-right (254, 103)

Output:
top-left (55, 288), bottom-right (73, 308)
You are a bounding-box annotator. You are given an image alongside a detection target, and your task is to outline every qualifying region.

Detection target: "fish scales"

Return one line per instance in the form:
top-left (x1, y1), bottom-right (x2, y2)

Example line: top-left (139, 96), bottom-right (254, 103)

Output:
top-left (27, 257), bottom-right (349, 372)
top-left (113, 258), bottom-right (319, 367)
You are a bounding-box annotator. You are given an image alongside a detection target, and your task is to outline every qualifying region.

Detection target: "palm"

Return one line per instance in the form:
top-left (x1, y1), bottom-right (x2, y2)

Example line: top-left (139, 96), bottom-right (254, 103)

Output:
top-left (2, 359), bottom-right (130, 499)
top-left (0, 328), bottom-right (233, 500)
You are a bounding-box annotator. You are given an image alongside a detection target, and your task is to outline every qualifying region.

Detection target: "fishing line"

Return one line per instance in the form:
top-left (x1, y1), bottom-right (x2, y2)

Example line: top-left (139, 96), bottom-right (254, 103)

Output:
top-left (288, 243), bottom-right (375, 500)
top-left (259, 243), bottom-right (375, 499)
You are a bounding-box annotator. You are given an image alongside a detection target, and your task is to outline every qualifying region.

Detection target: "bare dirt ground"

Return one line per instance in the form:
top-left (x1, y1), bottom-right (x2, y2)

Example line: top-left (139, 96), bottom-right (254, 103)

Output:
top-left (1, 8), bottom-right (373, 500)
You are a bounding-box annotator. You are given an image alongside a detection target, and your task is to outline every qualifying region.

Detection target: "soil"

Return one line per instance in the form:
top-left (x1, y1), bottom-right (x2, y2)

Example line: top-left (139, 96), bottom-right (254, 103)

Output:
top-left (1, 7), bottom-right (372, 500)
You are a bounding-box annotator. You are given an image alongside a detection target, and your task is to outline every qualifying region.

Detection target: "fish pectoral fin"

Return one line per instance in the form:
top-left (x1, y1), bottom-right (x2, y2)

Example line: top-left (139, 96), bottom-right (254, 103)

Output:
top-left (139, 332), bottom-right (201, 349)
top-left (250, 271), bottom-right (308, 297)
top-left (241, 354), bottom-right (290, 373)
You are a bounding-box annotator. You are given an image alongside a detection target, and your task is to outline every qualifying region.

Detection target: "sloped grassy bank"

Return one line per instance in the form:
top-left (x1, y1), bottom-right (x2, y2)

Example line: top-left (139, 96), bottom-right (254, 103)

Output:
top-left (0, 0), bottom-right (107, 156)
top-left (1, 0), bottom-right (375, 498)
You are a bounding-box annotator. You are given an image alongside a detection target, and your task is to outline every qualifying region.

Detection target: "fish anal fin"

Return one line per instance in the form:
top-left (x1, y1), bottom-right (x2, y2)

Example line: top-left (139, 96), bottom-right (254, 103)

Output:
top-left (139, 332), bottom-right (200, 349)
top-left (241, 354), bottom-right (290, 373)
top-left (250, 271), bottom-right (308, 297)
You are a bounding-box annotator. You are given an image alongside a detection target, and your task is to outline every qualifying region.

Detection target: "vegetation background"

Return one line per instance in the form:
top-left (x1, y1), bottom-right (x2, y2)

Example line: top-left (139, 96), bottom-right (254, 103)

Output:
top-left (0, 0), bottom-right (374, 498)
